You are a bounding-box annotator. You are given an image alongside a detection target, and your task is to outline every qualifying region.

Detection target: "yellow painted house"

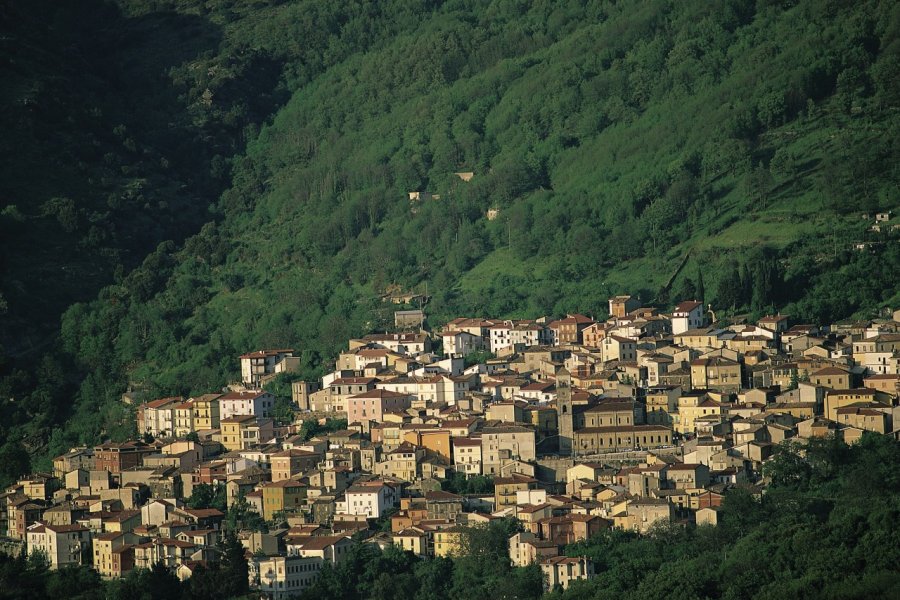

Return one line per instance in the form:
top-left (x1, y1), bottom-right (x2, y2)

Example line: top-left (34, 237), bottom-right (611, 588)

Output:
top-left (191, 393), bottom-right (222, 430)
top-left (676, 394), bottom-right (723, 435)
top-left (494, 474), bottom-right (539, 508)
top-left (261, 480), bottom-right (307, 521)
top-left (690, 357), bottom-right (742, 393)
top-left (93, 531), bottom-right (136, 578)
top-left (434, 526), bottom-right (469, 557)
top-left (824, 389), bottom-right (878, 420)
top-left (392, 527), bottom-right (429, 556)
top-left (220, 415), bottom-right (274, 451)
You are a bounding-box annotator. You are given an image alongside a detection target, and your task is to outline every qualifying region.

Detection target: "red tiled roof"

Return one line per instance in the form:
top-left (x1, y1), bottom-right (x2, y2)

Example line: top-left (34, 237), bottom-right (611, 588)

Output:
top-left (674, 301), bottom-right (703, 314)
top-left (144, 397), bottom-right (182, 409)
top-left (452, 437), bottom-right (482, 447)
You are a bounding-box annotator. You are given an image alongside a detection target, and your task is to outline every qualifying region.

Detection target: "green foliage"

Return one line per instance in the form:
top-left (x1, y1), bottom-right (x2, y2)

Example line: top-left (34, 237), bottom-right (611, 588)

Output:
top-left (225, 495), bottom-right (267, 533)
top-left (0, 441), bottom-right (31, 488)
top-left (301, 519), bottom-right (540, 600)
top-left (0, 532), bottom-right (248, 599)
top-left (555, 434), bottom-right (900, 600)
top-left (2, 0), bottom-right (900, 480)
top-left (0, 550), bottom-right (104, 600)
top-left (299, 418), bottom-right (349, 442)
top-left (104, 563), bottom-right (185, 600)
top-left (441, 472), bottom-right (495, 495)
top-left (218, 530), bottom-right (250, 598)
top-left (3, 432), bottom-right (900, 599)
top-left (449, 519), bottom-right (534, 600)
top-left (373, 508), bottom-right (399, 533)
top-left (264, 372), bottom-right (302, 425)
top-left (263, 372), bottom-right (296, 400)
top-left (271, 396), bottom-right (297, 427)
top-left (463, 349), bottom-right (496, 368)
top-left (187, 482), bottom-right (227, 511)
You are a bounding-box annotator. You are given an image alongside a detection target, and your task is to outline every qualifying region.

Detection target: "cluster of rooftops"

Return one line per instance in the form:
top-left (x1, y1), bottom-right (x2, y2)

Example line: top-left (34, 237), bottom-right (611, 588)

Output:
top-left (7, 296), bottom-right (897, 592)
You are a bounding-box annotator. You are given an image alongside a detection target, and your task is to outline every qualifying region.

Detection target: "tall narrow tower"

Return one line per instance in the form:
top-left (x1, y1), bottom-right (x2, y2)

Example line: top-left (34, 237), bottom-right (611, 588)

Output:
top-left (557, 367), bottom-right (573, 455)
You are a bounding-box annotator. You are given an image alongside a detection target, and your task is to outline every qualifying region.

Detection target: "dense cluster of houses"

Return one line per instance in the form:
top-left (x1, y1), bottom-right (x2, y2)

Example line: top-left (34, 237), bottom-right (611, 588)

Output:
top-left (3, 295), bottom-right (899, 595)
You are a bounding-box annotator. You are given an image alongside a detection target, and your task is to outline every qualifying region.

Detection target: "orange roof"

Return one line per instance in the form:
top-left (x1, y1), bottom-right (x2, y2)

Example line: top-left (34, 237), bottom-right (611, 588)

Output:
top-left (144, 397), bottom-right (182, 409)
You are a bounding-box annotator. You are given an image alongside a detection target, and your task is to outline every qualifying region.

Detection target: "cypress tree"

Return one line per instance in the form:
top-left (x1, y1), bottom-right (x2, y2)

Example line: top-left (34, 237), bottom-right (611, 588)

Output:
top-left (220, 529), bottom-right (249, 597)
top-left (697, 265), bottom-right (706, 305)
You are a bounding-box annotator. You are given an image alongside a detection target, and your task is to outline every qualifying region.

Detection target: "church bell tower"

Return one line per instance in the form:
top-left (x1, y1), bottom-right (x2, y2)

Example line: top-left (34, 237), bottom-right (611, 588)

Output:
top-left (557, 367), bottom-right (573, 455)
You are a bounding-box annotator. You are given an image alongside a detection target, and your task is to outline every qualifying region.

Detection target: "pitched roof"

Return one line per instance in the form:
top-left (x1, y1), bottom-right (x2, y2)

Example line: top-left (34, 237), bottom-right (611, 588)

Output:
top-left (812, 366), bottom-right (849, 376)
top-left (104, 510), bottom-right (141, 523)
top-left (348, 389), bottom-right (410, 399)
top-left (758, 314), bottom-right (789, 323)
top-left (389, 441), bottom-right (420, 454)
top-left (219, 391), bottom-right (269, 401)
top-left (181, 508), bottom-right (225, 518)
top-left (144, 397), bottom-right (182, 409)
top-left (494, 474), bottom-right (537, 485)
top-left (673, 300), bottom-right (703, 314)
top-left (239, 349), bottom-right (293, 359)
top-left (690, 356), bottom-right (738, 367)
top-left (331, 377), bottom-right (378, 386)
top-left (221, 415), bottom-right (258, 424)
top-left (424, 490), bottom-right (463, 502)
top-left (271, 449), bottom-right (320, 458)
top-left (28, 522), bottom-right (89, 534)
top-left (452, 437), bottom-right (482, 447)
top-left (297, 534), bottom-right (350, 550)
top-left (520, 382), bottom-right (556, 392)
top-left (667, 463), bottom-right (704, 471)
top-left (825, 388), bottom-right (876, 396)
top-left (583, 399), bottom-right (633, 413)
top-left (517, 503), bottom-right (552, 514)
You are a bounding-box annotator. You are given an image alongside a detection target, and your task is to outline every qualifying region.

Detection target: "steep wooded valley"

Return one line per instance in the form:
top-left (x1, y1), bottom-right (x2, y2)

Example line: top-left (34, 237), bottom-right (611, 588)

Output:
top-left (1, 0), bottom-right (898, 479)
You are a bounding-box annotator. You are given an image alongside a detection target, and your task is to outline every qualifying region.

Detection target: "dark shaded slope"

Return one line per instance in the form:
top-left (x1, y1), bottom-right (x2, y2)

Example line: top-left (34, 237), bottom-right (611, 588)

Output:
top-left (0, 1), bottom-right (228, 356)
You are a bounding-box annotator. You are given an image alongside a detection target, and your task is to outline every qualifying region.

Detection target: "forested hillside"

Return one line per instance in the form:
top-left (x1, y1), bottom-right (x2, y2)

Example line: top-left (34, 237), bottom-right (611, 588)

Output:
top-left (0, 0), bottom-right (273, 353)
top-left (0, 0), bottom-right (898, 471)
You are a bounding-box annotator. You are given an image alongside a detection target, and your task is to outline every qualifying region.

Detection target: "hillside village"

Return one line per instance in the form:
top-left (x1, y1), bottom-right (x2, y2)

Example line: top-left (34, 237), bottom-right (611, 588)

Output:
top-left (4, 295), bottom-right (900, 596)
